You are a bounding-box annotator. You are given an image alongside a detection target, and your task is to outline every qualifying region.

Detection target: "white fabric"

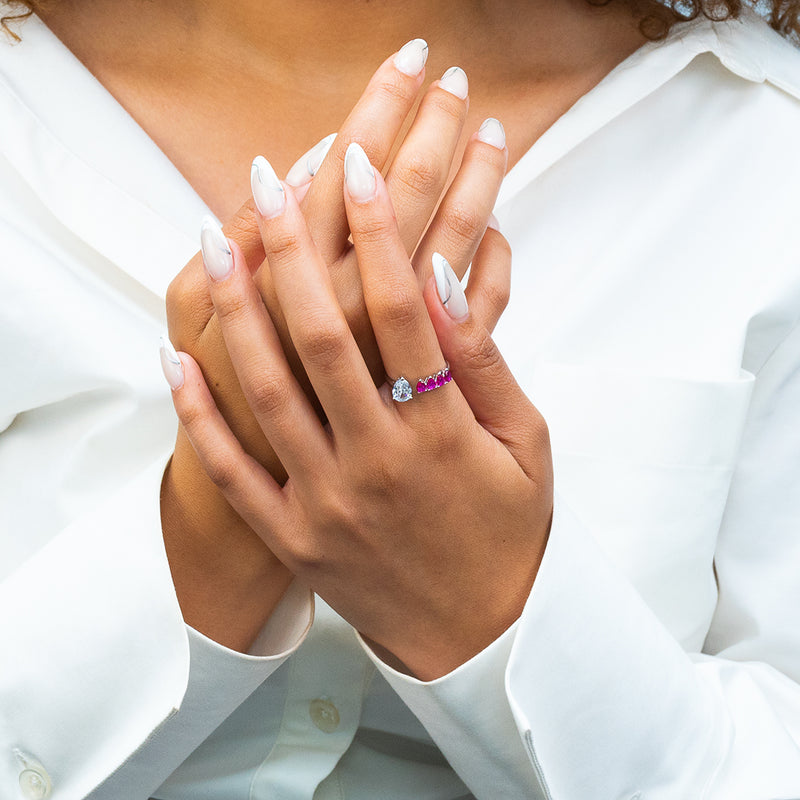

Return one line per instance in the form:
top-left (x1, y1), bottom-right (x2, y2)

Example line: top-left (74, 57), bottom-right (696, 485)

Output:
top-left (1, 6), bottom-right (799, 800)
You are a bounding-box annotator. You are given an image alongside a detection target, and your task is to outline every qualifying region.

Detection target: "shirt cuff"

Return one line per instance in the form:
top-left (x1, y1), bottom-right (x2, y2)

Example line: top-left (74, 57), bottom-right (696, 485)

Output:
top-left (505, 496), bottom-right (723, 800)
top-left (188, 578), bottom-right (314, 662)
top-left (355, 591), bottom-right (544, 796)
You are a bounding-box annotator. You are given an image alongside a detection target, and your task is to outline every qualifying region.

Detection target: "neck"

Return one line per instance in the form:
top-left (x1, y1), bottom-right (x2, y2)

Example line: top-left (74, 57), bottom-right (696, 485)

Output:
top-left (40, 0), bottom-right (648, 88)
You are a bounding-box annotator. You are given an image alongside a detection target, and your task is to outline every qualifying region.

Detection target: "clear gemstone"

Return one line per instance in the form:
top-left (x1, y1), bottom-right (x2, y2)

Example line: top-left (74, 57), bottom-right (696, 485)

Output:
top-left (392, 377), bottom-right (413, 402)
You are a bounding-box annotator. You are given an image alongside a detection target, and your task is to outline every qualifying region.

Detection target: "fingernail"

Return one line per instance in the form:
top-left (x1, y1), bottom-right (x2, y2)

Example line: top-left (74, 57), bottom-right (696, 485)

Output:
top-left (432, 252), bottom-right (469, 321)
top-left (200, 215), bottom-right (233, 281)
top-left (159, 336), bottom-right (184, 390)
top-left (487, 213), bottom-right (501, 232)
top-left (285, 132), bottom-right (337, 187)
top-left (439, 66), bottom-right (468, 100)
top-left (477, 118), bottom-right (506, 150)
top-left (344, 142), bottom-right (377, 203)
top-left (251, 156), bottom-right (286, 218)
top-left (394, 38), bottom-right (428, 77)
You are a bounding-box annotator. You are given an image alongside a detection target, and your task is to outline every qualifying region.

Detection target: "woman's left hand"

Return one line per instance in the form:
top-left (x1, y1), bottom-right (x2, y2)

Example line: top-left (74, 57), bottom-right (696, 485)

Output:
top-left (169, 145), bottom-right (553, 681)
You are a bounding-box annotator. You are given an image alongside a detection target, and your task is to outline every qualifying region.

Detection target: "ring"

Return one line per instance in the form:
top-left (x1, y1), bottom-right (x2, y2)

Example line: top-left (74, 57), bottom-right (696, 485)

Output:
top-left (389, 363), bottom-right (452, 403)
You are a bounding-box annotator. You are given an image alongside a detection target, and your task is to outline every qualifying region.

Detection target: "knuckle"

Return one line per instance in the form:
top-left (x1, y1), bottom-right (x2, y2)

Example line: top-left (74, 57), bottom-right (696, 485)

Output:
top-left (395, 152), bottom-right (444, 200)
top-left (265, 226), bottom-right (303, 262)
top-left (460, 332), bottom-right (503, 373)
top-left (351, 214), bottom-right (396, 246)
top-left (202, 446), bottom-right (240, 493)
top-left (428, 89), bottom-right (466, 122)
top-left (295, 313), bottom-right (351, 368)
top-left (372, 76), bottom-right (413, 107)
top-left (444, 202), bottom-right (485, 245)
top-left (247, 372), bottom-right (293, 421)
top-left (213, 288), bottom-right (251, 328)
top-left (481, 278), bottom-right (511, 317)
top-left (370, 285), bottom-right (419, 330)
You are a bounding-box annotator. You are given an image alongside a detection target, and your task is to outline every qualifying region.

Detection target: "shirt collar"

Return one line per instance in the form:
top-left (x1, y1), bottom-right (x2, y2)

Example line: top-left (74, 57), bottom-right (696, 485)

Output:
top-left (497, 7), bottom-right (800, 209)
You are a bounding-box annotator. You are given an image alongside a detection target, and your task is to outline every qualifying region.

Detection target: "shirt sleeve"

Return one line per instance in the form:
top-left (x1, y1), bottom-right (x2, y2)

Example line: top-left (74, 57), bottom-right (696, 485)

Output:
top-left (361, 324), bottom-right (800, 800)
top-left (0, 452), bottom-right (314, 800)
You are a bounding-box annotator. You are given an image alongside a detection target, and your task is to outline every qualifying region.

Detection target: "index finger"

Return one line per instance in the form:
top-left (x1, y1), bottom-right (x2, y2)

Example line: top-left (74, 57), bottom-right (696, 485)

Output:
top-left (301, 39), bottom-right (429, 264)
top-left (166, 198), bottom-right (266, 347)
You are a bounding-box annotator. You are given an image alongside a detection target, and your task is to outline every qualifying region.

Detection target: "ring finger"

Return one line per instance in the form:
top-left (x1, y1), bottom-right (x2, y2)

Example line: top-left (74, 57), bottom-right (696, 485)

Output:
top-left (344, 144), bottom-right (455, 414)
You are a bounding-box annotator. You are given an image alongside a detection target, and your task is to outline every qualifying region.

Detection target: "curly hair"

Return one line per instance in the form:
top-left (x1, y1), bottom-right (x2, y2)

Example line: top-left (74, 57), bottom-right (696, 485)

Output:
top-left (1, 0), bottom-right (799, 43)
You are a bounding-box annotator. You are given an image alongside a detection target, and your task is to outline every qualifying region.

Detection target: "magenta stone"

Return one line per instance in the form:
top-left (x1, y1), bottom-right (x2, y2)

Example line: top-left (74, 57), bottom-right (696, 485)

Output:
top-left (444, 370), bottom-right (452, 383)
top-left (416, 380), bottom-right (427, 393)
top-left (435, 373), bottom-right (445, 387)
top-left (425, 377), bottom-right (437, 391)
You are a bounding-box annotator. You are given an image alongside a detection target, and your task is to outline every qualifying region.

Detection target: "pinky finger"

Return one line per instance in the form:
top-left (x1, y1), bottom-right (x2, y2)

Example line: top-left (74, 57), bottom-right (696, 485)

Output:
top-left (463, 225), bottom-right (511, 334)
top-left (160, 339), bottom-right (288, 524)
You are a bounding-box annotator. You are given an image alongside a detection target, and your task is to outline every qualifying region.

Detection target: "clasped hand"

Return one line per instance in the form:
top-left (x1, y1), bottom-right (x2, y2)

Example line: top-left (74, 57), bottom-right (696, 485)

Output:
top-left (164, 45), bottom-right (553, 680)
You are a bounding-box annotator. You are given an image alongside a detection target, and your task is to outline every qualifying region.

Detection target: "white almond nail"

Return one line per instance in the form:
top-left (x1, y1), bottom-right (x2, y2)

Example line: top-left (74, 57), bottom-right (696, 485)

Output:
top-left (344, 142), bottom-right (377, 203)
top-left (200, 215), bottom-right (233, 281)
top-left (439, 66), bottom-right (468, 100)
top-left (477, 118), bottom-right (506, 150)
top-left (251, 156), bottom-right (286, 218)
top-left (432, 252), bottom-right (469, 321)
top-left (487, 213), bottom-right (501, 232)
top-left (159, 336), bottom-right (184, 390)
top-left (285, 132), bottom-right (337, 187)
top-left (394, 38), bottom-right (429, 77)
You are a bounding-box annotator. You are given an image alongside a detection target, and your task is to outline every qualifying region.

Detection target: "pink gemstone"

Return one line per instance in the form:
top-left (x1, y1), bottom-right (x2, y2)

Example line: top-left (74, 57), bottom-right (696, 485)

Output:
top-left (426, 377), bottom-right (437, 391)
top-left (435, 373), bottom-right (445, 387)
top-left (444, 370), bottom-right (452, 382)
top-left (416, 380), bottom-right (427, 393)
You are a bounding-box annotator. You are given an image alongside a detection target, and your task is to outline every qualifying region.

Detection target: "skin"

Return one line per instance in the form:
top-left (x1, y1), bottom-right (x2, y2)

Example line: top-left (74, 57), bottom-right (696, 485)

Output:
top-left (173, 157), bottom-right (554, 679)
top-left (37, 1), bottom-right (651, 654)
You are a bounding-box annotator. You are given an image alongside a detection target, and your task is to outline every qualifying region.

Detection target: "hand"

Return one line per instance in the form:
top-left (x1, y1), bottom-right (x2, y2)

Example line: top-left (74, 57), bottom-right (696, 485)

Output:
top-left (168, 145), bottom-right (553, 680)
top-left (161, 43), bottom-right (508, 649)
top-left (168, 44), bottom-right (508, 482)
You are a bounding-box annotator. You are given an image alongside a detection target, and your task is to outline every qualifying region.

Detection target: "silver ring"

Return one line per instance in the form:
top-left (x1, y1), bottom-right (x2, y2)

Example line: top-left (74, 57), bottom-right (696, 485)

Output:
top-left (388, 363), bottom-right (451, 403)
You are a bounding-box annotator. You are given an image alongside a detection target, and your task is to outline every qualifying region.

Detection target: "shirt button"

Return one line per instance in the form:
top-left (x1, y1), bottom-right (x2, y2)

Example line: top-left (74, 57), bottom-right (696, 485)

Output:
top-left (309, 698), bottom-right (340, 733)
top-left (19, 766), bottom-right (52, 800)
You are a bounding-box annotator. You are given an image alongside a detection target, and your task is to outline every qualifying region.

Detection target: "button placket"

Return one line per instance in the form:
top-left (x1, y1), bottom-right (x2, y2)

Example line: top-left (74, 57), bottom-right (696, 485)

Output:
top-left (249, 600), bottom-right (374, 800)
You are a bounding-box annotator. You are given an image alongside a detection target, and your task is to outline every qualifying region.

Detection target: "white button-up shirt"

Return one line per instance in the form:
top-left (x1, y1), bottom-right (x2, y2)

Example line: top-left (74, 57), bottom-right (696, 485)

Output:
top-left (1, 6), bottom-right (800, 800)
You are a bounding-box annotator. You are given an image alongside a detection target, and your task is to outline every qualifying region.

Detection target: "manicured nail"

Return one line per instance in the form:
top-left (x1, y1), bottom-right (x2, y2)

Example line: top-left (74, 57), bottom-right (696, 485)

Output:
top-left (439, 66), bottom-right (468, 100)
top-left (285, 133), bottom-right (337, 187)
top-left (159, 336), bottom-right (184, 390)
top-left (487, 213), bottom-right (501, 232)
top-left (344, 142), bottom-right (376, 203)
top-left (432, 252), bottom-right (469, 321)
top-left (200, 215), bottom-right (233, 281)
top-left (477, 118), bottom-right (506, 150)
top-left (251, 156), bottom-right (286, 218)
top-left (394, 38), bottom-right (428, 77)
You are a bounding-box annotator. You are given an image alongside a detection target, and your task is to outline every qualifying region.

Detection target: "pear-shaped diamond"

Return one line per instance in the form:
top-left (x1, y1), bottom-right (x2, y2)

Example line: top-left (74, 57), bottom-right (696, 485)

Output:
top-left (392, 377), bottom-right (413, 402)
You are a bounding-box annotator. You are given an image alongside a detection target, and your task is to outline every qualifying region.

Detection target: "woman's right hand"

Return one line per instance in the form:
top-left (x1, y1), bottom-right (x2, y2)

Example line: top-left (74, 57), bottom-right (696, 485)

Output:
top-left (162, 41), bottom-right (510, 650)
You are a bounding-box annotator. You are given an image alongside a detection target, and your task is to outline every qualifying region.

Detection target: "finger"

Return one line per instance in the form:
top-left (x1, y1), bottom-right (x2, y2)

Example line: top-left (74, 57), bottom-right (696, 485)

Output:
top-left (251, 156), bottom-right (386, 435)
top-left (413, 118), bottom-right (507, 283)
top-left (302, 39), bottom-right (429, 262)
top-left (344, 143), bottom-right (452, 411)
top-left (425, 255), bottom-right (548, 475)
top-left (384, 66), bottom-right (469, 254)
top-left (161, 343), bottom-right (287, 515)
top-left (200, 216), bottom-right (332, 478)
top-left (166, 200), bottom-right (266, 348)
top-left (463, 225), bottom-right (511, 334)
top-left (285, 132), bottom-right (338, 192)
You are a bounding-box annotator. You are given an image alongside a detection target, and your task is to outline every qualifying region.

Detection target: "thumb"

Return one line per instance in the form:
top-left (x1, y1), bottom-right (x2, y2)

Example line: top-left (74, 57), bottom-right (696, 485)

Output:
top-left (425, 254), bottom-right (550, 475)
top-left (167, 198), bottom-right (266, 347)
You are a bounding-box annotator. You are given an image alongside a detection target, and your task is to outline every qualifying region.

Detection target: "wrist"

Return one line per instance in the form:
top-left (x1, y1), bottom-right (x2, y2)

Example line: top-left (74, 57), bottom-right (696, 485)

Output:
top-left (161, 433), bottom-right (293, 651)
